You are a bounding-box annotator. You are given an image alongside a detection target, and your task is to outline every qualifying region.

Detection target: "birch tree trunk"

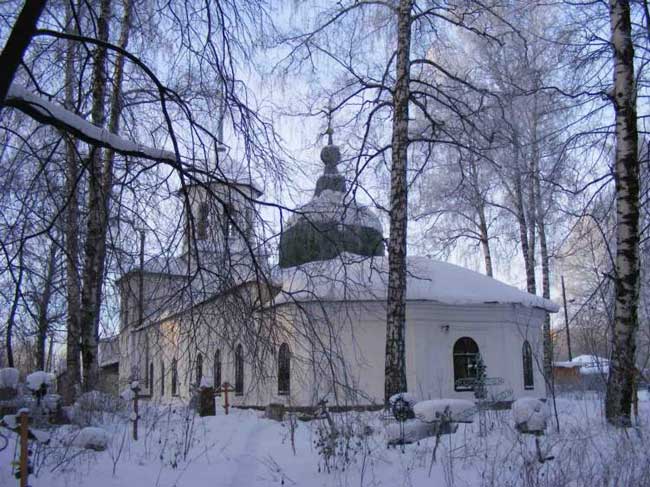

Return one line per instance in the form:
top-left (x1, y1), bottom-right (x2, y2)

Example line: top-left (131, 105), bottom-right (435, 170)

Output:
top-left (532, 129), bottom-right (553, 387)
top-left (36, 240), bottom-right (57, 371)
top-left (516, 196), bottom-right (536, 295)
top-left (469, 158), bottom-right (493, 277)
top-left (478, 211), bottom-right (493, 277)
top-left (63, 0), bottom-right (82, 404)
top-left (384, 0), bottom-right (412, 403)
top-left (79, 0), bottom-right (133, 391)
top-left (5, 245), bottom-right (25, 368)
top-left (79, 0), bottom-right (112, 390)
top-left (605, 0), bottom-right (641, 427)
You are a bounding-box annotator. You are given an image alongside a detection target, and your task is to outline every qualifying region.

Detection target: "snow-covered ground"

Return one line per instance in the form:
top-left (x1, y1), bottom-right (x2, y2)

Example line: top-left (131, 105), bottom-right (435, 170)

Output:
top-left (2, 395), bottom-right (650, 487)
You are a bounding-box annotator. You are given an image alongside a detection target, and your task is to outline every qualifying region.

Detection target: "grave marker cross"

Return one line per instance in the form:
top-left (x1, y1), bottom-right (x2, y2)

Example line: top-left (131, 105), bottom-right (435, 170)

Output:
top-left (215, 382), bottom-right (235, 415)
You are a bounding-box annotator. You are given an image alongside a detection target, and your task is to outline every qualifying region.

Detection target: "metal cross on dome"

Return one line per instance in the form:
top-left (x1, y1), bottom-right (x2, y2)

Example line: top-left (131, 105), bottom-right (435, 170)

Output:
top-left (323, 99), bottom-right (334, 145)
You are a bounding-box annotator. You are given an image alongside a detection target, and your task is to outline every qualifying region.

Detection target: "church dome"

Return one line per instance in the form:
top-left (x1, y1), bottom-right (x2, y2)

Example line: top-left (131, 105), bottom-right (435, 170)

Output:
top-left (278, 138), bottom-right (384, 268)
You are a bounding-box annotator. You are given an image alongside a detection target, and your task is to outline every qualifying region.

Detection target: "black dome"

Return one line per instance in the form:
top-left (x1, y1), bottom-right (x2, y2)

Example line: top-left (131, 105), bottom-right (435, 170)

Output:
top-left (278, 142), bottom-right (384, 268)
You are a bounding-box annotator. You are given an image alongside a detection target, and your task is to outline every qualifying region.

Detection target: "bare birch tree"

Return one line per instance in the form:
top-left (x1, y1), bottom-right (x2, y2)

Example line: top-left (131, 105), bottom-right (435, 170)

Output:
top-left (605, 0), bottom-right (641, 426)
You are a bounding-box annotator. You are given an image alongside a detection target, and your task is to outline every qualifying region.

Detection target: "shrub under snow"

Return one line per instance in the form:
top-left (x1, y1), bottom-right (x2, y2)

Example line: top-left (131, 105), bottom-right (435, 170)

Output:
top-left (26, 371), bottom-right (54, 392)
top-left (388, 392), bottom-right (418, 407)
top-left (512, 397), bottom-right (549, 432)
top-left (72, 426), bottom-right (110, 451)
top-left (385, 419), bottom-right (438, 444)
top-left (413, 399), bottom-right (475, 423)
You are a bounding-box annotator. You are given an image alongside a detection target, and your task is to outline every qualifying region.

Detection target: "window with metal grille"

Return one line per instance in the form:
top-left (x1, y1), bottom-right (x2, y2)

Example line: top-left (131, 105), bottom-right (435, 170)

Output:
top-left (160, 361), bottom-right (165, 396)
top-left (214, 349), bottom-right (221, 395)
top-left (523, 341), bottom-right (534, 390)
top-left (196, 353), bottom-right (203, 386)
top-left (197, 202), bottom-right (209, 240)
top-left (235, 344), bottom-right (244, 396)
top-left (171, 358), bottom-right (178, 396)
top-left (278, 343), bottom-right (290, 395)
top-left (453, 337), bottom-right (480, 391)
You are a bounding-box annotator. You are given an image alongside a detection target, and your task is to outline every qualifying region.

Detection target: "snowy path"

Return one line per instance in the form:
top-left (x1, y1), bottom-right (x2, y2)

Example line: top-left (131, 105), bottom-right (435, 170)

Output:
top-left (225, 416), bottom-right (275, 487)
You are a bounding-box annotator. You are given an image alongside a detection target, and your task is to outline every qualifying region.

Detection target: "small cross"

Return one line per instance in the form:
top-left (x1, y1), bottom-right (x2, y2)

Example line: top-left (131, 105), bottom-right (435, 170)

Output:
top-left (215, 381), bottom-right (236, 415)
top-left (324, 99), bottom-right (334, 145)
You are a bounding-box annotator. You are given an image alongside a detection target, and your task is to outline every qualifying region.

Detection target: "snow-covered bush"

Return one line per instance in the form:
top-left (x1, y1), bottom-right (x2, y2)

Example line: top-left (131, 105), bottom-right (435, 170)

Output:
top-left (26, 371), bottom-right (54, 392)
top-left (385, 419), bottom-right (438, 445)
top-left (72, 426), bottom-right (110, 451)
top-left (312, 410), bottom-right (371, 473)
top-left (69, 391), bottom-right (127, 426)
top-left (413, 399), bottom-right (475, 423)
top-left (388, 392), bottom-right (417, 408)
top-left (388, 392), bottom-right (417, 420)
top-left (512, 397), bottom-right (549, 433)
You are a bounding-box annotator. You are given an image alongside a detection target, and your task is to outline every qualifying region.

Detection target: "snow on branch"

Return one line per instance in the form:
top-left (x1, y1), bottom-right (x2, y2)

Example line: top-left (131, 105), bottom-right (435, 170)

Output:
top-left (4, 85), bottom-right (177, 163)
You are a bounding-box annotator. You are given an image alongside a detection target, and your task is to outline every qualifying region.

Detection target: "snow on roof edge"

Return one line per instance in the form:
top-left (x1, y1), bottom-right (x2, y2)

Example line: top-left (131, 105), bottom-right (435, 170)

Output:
top-left (272, 254), bottom-right (560, 312)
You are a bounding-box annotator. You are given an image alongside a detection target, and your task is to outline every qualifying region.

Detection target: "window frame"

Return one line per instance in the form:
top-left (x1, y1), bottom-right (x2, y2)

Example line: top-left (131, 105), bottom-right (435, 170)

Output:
top-left (277, 343), bottom-right (291, 396)
top-left (197, 201), bottom-right (210, 240)
top-left (214, 349), bottom-right (221, 396)
top-left (149, 362), bottom-right (154, 394)
top-left (171, 358), bottom-right (178, 396)
top-left (196, 353), bottom-right (203, 387)
top-left (453, 337), bottom-right (480, 392)
top-left (523, 340), bottom-right (535, 390)
top-left (160, 360), bottom-right (165, 396)
top-left (235, 344), bottom-right (244, 396)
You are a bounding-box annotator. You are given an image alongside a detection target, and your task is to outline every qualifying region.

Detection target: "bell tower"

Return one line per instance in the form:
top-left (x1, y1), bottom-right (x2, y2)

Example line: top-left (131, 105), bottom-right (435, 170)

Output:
top-left (180, 158), bottom-right (263, 269)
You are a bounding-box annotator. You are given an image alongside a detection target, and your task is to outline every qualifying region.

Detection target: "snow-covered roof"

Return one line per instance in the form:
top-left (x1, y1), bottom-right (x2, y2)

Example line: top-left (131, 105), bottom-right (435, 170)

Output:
top-left (554, 355), bottom-right (609, 375)
top-left (573, 355), bottom-right (609, 375)
top-left (272, 254), bottom-right (560, 312)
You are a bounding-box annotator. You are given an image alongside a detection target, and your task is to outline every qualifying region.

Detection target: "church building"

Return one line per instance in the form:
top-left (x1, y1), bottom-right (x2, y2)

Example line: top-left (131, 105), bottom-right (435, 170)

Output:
top-left (105, 132), bottom-right (559, 409)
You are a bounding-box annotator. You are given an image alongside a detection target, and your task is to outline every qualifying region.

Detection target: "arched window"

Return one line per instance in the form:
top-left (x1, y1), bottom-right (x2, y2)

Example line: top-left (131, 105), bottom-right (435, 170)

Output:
top-left (453, 337), bottom-right (480, 391)
top-left (235, 344), bottom-right (244, 396)
top-left (149, 362), bottom-right (154, 394)
top-left (523, 341), bottom-right (534, 390)
top-left (196, 353), bottom-right (203, 386)
top-left (214, 349), bottom-right (222, 395)
top-left (278, 343), bottom-right (291, 395)
top-left (222, 203), bottom-right (235, 240)
top-left (171, 358), bottom-right (178, 396)
top-left (197, 202), bottom-right (209, 240)
top-left (160, 361), bottom-right (165, 396)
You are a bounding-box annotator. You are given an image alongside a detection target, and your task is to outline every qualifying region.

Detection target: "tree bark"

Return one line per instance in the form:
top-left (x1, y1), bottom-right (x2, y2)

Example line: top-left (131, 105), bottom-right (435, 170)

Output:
top-left (513, 146), bottom-right (536, 295)
top-left (79, 0), bottom-right (133, 391)
top-left (35, 240), bottom-right (57, 370)
top-left (0, 0), bottom-right (47, 107)
top-left (605, 0), bottom-right (641, 427)
top-left (79, 0), bottom-right (112, 391)
top-left (5, 247), bottom-right (25, 368)
top-left (532, 128), bottom-right (553, 389)
top-left (469, 158), bottom-right (493, 277)
top-left (63, 0), bottom-right (82, 404)
top-left (384, 0), bottom-right (412, 403)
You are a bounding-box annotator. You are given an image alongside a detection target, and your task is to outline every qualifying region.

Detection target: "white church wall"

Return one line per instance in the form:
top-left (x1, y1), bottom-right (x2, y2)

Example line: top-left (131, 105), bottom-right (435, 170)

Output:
top-left (117, 277), bottom-right (551, 409)
top-left (409, 303), bottom-right (547, 401)
top-left (272, 300), bottom-right (550, 408)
